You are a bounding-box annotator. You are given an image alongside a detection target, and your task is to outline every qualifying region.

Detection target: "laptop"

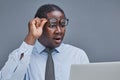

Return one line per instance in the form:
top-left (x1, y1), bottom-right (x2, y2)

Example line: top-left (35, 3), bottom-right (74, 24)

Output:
top-left (69, 62), bottom-right (120, 80)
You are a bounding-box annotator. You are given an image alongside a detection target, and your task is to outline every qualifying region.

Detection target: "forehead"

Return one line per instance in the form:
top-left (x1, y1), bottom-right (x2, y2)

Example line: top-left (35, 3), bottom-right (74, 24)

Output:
top-left (47, 10), bottom-right (65, 19)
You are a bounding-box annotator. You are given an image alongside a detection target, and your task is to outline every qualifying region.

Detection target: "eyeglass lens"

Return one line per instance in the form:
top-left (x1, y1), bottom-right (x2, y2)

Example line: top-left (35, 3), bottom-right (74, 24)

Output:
top-left (48, 18), bottom-right (69, 28)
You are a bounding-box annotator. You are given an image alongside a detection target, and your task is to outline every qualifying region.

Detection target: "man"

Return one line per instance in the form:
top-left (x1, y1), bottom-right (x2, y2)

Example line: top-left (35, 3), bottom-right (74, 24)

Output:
top-left (0, 4), bottom-right (89, 80)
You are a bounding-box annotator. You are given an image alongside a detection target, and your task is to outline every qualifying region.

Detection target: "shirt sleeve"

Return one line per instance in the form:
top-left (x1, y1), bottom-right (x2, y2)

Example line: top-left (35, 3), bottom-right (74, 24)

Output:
top-left (79, 50), bottom-right (90, 64)
top-left (0, 41), bottom-right (34, 80)
top-left (0, 71), bottom-right (1, 80)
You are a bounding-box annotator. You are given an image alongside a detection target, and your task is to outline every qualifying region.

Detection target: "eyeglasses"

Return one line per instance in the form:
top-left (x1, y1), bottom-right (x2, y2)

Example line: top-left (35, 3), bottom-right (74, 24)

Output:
top-left (47, 18), bottom-right (69, 28)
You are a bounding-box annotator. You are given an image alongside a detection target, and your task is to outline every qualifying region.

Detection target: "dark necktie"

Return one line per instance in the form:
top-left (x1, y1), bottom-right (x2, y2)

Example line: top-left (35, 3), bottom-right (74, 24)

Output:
top-left (45, 48), bottom-right (55, 80)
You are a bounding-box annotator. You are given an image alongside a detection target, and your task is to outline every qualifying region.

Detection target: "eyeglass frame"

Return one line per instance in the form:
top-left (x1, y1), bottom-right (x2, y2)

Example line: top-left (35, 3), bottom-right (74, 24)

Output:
top-left (46, 18), bottom-right (69, 28)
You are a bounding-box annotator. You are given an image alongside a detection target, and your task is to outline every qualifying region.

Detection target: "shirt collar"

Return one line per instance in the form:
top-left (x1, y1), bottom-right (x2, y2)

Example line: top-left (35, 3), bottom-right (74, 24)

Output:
top-left (34, 40), bottom-right (64, 54)
top-left (55, 43), bottom-right (64, 53)
top-left (34, 40), bottom-right (46, 54)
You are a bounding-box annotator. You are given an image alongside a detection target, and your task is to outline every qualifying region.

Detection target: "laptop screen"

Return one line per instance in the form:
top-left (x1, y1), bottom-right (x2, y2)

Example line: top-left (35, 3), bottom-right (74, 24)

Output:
top-left (70, 62), bottom-right (120, 80)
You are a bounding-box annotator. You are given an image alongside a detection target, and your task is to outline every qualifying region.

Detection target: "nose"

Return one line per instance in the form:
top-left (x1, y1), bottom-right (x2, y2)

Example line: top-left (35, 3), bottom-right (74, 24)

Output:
top-left (55, 26), bottom-right (62, 34)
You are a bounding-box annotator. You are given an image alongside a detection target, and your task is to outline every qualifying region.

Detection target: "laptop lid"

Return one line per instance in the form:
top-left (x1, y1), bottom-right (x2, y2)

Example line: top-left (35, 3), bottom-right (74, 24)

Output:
top-left (70, 62), bottom-right (120, 80)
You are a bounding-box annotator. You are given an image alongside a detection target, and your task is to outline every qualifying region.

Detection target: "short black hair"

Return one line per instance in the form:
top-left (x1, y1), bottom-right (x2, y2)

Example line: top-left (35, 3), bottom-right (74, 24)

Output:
top-left (34, 4), bottom-right (66, 18)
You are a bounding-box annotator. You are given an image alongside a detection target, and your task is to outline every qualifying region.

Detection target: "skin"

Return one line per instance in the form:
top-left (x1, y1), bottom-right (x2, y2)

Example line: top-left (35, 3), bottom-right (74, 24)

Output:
top-left (24, 10), bottom-right (66, 49)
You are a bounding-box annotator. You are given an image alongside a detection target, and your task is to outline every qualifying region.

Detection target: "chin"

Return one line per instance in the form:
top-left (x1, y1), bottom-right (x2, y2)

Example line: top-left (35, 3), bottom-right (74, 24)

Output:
top-left (54, 43), bottom-right (61, 48)
top-left (49, 43), bottom-right (61, 49)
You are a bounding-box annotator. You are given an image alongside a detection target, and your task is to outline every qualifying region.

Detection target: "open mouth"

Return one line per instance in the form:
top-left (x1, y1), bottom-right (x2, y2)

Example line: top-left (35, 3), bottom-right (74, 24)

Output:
top-left (53, 37), bottom-right (62, 44)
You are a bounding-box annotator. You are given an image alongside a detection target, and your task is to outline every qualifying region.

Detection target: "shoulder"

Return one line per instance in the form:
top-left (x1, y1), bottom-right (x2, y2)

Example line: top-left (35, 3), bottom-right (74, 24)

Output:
top-left (60, 43), bottom-right (86, 54)
top-left (60, 43), bottom-right (89, 63)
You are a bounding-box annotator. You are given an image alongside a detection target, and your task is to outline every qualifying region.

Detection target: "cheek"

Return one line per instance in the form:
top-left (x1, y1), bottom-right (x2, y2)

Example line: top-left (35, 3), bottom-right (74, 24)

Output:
top-left (62, 28), bottom-right (66, 34)
top-left (45, 29), bottom-right (55, 37)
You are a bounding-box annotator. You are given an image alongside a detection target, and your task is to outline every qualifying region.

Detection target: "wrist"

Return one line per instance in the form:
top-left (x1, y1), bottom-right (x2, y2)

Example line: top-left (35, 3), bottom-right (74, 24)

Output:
top-left (24, 34), bottom-right (36, 45)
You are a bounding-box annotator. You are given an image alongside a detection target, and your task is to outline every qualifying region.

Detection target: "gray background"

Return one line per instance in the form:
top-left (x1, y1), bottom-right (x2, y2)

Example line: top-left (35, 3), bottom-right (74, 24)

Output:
top-left (0, 0), bottom-right (120, 69)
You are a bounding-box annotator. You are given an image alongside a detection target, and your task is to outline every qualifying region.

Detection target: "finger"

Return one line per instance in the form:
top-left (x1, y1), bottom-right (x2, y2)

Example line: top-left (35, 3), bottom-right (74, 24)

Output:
top-left (38, 18), bottom-right (47, 29)
top-left (34, 17), bottom-right (40, 27)
top-left (28, 19), bottom-right (36, 31)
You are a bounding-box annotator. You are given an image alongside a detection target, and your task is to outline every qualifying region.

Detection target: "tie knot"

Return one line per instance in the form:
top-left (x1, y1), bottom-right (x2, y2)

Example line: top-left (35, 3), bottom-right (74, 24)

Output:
top-left (45, 48), bottom-right (54, 54)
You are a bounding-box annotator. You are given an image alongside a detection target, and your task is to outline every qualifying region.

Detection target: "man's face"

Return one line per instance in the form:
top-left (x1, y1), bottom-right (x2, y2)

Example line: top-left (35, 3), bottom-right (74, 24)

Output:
top-left (38, 10), bottom-right (67, 48)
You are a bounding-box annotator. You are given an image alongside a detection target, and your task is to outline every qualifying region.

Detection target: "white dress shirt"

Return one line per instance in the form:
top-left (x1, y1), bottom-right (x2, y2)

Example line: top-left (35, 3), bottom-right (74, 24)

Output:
top-left (0, 40), bottom-right (89, 80)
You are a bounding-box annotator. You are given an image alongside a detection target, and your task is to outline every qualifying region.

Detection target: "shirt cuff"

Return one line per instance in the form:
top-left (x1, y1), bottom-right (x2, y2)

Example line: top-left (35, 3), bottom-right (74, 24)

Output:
top-left (18, 41), bottom-right (34, 56)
